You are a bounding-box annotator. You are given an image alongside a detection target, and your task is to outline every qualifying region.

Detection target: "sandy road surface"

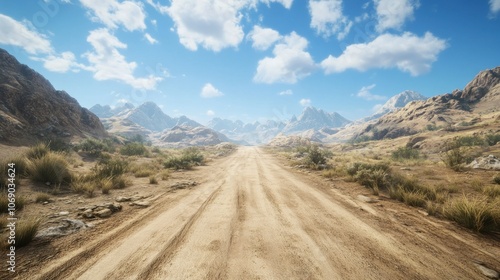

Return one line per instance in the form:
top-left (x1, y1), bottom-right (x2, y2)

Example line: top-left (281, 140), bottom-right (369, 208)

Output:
top-left (21, 147), bottom-right (500, 279)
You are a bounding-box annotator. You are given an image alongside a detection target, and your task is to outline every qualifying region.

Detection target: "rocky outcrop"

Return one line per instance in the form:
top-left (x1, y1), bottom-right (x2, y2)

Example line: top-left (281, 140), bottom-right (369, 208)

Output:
top-left (282, 106), bottom-right (350, 135)
top-left (156, 125), bottom-right (229, 147)
top-left (354, 67), bottom-right (500, 140)
top-left (0, 48), bottom-right (106, 144)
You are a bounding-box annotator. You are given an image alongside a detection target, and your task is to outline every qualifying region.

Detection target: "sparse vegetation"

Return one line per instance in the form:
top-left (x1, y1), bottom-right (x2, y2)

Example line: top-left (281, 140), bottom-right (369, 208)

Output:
top-left (163, 147), bottom-right (204, 170)
top-left (77, 138), bottom-right (115, 157)
top-left (28, 152), bottom-right (71, 185)
top-left (159, 170), bottom-right (170, 180)
top-left (493, 173), bottom-right (500, 185)
top-left (35, 192), bottom-right (51, 203)
top-left (0, 193), bottom-right (25, 212)
top-left (92, 157), bottom-right (128, 179)
top-left (441, 139), bottom-right (467, 171)
top-left (443, 196), bottom-right (500, 233)
top-left (483, 185), bottom-right (500, 198)
top-left (14, 217), bottom-right (42, 248)
top-left (149, 176), bottom-right (158, 184)
top-left (391, 146), bottom-right (421, 161)
top-left (120, 142), bottom-right (147, 156)
top-left (25, 143), bottom-right (50, 160)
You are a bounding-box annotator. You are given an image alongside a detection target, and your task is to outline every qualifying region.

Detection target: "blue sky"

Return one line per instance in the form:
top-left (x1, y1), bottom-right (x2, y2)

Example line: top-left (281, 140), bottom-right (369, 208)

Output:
top-left (0, 0), bottom-right (499, 124)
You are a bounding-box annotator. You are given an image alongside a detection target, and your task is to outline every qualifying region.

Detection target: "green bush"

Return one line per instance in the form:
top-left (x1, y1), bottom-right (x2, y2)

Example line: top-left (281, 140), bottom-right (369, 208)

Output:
top-left (77, 138), bottom-right (114, 156)
top-left (120, 142), bottom-right (147, 156)
top-left (92, 158), bottom-right (128, 179)
top-left (485, 133), bottom-right (500, 146)
top-left (441, 140), bottom-right (467, 171)
top-left (455, 135), bottom-right (485, 147)
top-left (391, 147), bottom-right (420, 161)
top-left (28, 152), bottom-right (71, 185)
top-left (163, 148), bottom-right (204, 170)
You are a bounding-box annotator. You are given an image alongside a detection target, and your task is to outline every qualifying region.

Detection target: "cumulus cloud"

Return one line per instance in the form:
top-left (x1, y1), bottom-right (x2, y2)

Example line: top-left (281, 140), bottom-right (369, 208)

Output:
top-left (321, 32), bottom-right (447, 76)
top-left (84, 28), bottom-right (162, 90)
top-left (490, 0), bottom-right (500, 14)
top-left (356, 84), bottom-right (386, 101)
top-left (279, 89), bottom-right (293, 95)
top-left (201, 83), bottom-right (224, 98)
top-left (259, 0), bottom-right (293, 9)
top-left (165, 0), bottom-right (247, 52)
top-left (254, 32), bottom-right (316, 84)
top-left (248, 25), bottom-right (281, 50)
top-left (308, 0), bottom-right (352, 40)
top-left (299, 98), bottom-right (311, 106)
top-left (374, 0), bottom-right (419, 32)
top-left (0, 14), bottom-right (86, 73)
top-left (0, 14), bottom-right (52, 54)
top-left (206, 110), bottom-right (216, 116)
top-left (144, 33), bottom-right (158, 44)
top-left (80, 0), bottom-right (146, 31)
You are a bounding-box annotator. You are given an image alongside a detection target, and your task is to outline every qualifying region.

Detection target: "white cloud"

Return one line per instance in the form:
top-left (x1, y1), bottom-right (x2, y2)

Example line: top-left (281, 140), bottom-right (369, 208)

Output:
top-left (201, 83), bottom-right (224, 98)
top-left (144, 33), bottom-right (158, 44)
top-left (259, 0), bottom-right (293, 9)
top-left (84, 28), bottom-right (162, 90)
top-left (374, 0), bottom-right (419, 32)
top-left (165, 0), bottom-right (247, 52)
top-left (321, 32), bottom-right (447, 76)
top-left (41, 51), bottom-right (82, 73)
top-left (299, 98), bottom-right (311, 106)
top-left (206, 110), bottom-right (215, 116)
top-left (279, 89), bottom-right (293, 95)
top-left (254, 32), bottom-right (316, 84)
top-left (248, 25), bottom-right (281, 50)
top-left (0, 14), bottom-right (52, 54)
top-left (80, 0), bottom-right (146, 31)
top-left (308, 0), bottom-right (352, 40)
top-left (490, 0), bottom-right (500, 13)
top-left (356, 84), bottom-right (386, 101)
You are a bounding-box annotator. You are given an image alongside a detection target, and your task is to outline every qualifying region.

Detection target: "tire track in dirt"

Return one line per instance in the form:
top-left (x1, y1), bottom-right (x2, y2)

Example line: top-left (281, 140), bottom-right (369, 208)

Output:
top-left (33, 154), bottom-right (239, 280)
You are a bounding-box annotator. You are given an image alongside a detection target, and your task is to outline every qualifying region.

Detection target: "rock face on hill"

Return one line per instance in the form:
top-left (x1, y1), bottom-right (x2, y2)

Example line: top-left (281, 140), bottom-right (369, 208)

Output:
top-left (282, 107), bottom-right (350, 135)
top-left (355, 67), bottom-right (500, 140)
top-left (155, 125), bottom-right (230, 147)
top-left (0, 48), bottom-right (106, 144)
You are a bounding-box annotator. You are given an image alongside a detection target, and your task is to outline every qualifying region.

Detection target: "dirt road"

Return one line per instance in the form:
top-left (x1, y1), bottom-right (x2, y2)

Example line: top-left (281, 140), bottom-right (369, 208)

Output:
top-left (26, 147), bottom-right (500, 279)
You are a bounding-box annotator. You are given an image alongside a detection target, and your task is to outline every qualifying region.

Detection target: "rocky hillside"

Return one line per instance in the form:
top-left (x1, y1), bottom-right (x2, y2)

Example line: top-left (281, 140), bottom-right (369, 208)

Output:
top-left (282, 106), bottom-right (351, 135)
top-left (0, 48), bottom-right (106, 144)
top-left (356, 67), bottom-right (500, 140)
top-left (155, 125), bottom-right (230, 147)
top-left (362, 90), bottom-right (427, 122)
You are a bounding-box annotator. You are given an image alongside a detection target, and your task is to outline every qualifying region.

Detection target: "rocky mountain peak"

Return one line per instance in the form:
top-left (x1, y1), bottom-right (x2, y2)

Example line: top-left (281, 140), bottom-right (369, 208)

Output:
top-left (0, 48), bottom-right (106, 144)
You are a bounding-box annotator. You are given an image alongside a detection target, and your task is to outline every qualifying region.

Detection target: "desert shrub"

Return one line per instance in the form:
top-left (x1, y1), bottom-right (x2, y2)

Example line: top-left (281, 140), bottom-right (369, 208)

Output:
top-left (483, 185), bottom-right (500, 198)
top-left (159, 170), bottom-right (170, 180)
top-left (111, 175), bottom-right (129, 189)
top-left (92, 158), bottom-right (128, 179)
top-left (35, 192), bottom-right (51, 203)
top-left (402, 191), bottom-right (427, 207)
top-left (46, 138), bottom-right (72, 152)
top-left (25, 143), bottom-right (50, 160)
top-left (441, 140), bottom-right (467, 171)
top-left (455, 135), bottom-right (485, 147)
top-left (443, 196), bottom-right (500, 233)
top-left (485, 133), bottom-right (500, 146)
top-left (426, 201), bottom-right (441, 216)
top-left (97, 177), bottom-right (113, 194)
top-left (0, 193), bottom-right (25, 213)
top-left (77, 138), bottom-right (114, 156)
top-left (134, 168), bottom-right (155, 178)
top-left (163, 148), bottom-right (204, 170)
top-left (346, 162), bottom-right (390, 177)
top-left (15, 217), bottom-right (42, 247)
top-left (391, 147), bottom-right (420, 161)
top-left (149, 176), bottom-right (158, 184)
top-left (493, 173), bottom-right (500, 185)
top-left (120, 142), bottom-right (147, 156)
top-left (28, 152), bottom-right (71, 185)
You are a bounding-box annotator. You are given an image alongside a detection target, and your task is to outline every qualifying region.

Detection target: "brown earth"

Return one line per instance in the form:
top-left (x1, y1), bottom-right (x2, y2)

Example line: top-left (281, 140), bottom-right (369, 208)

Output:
top-left (4, 146), bottom-right (500, 279)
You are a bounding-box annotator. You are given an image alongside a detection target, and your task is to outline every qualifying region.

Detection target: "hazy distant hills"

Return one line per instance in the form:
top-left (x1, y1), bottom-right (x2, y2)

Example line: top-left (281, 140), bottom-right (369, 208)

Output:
top-left (0, 48), bottom-right (106, 144)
